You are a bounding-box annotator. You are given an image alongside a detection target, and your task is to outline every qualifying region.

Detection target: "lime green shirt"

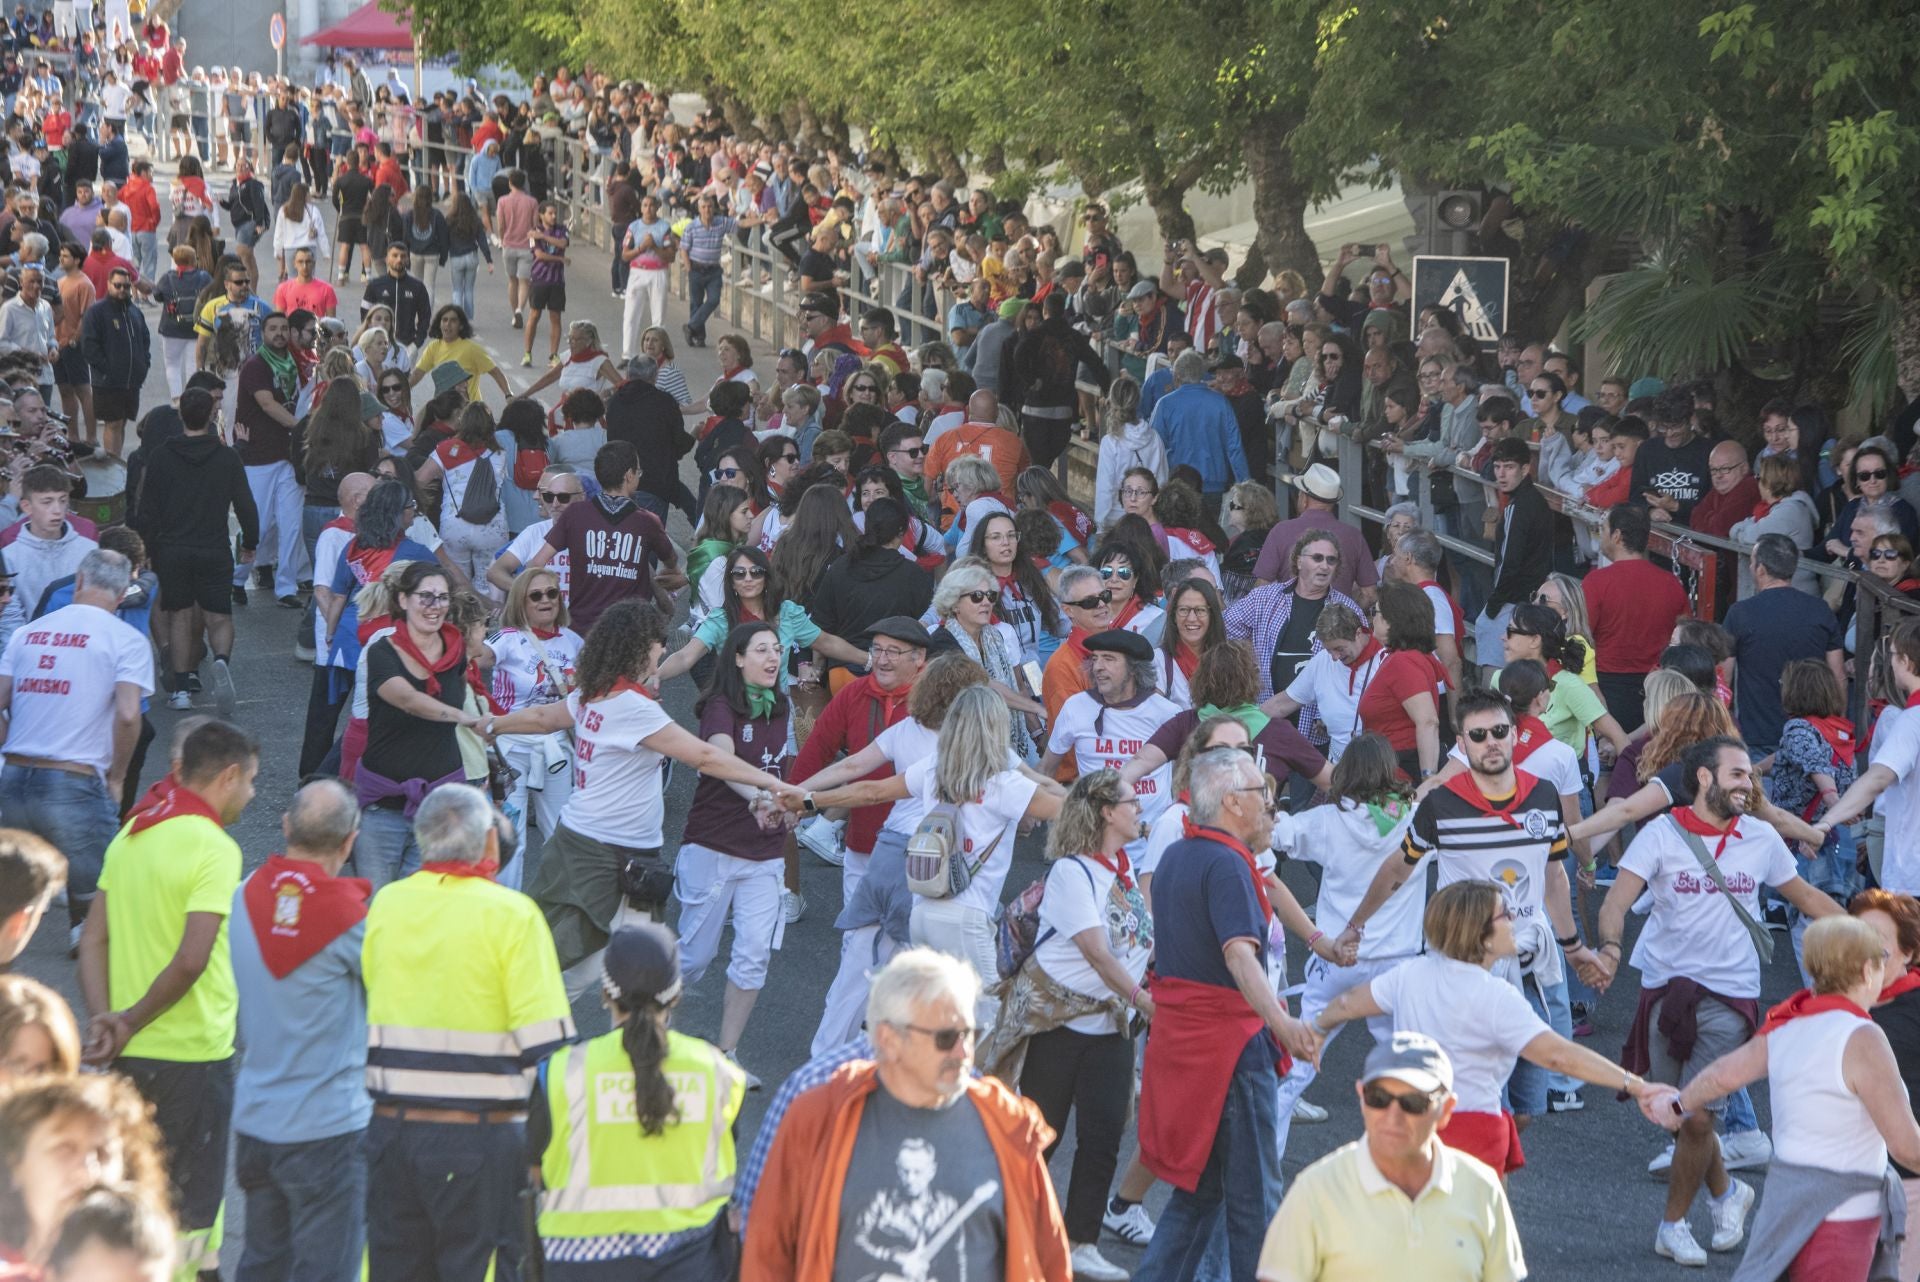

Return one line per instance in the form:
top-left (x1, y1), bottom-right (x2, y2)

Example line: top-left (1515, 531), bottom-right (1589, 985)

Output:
top-left (98, 815), bottom-right (242, 1062)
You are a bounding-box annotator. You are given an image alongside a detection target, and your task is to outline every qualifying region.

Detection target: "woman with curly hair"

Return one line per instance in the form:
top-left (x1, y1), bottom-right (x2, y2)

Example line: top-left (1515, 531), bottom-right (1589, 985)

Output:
top-left (486, 601), bottom-right (797, 1000)
top-left (0, 1073), bottom-right (169, 1272)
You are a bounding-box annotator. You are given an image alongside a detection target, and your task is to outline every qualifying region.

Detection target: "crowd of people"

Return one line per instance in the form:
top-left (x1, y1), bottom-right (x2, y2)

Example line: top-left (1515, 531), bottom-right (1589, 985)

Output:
top-left (3, 36), bottom-right (1920, 1282)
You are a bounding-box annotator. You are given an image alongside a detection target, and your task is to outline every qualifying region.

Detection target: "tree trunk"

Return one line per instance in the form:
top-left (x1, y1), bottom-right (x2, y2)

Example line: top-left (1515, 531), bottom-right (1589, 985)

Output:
top-left (929, 144), bottom-right (968, 189)
top-left (1135, 127), bottom-right (1197, 249)
top-left (1896, 283), bottom-right (1920, 403)
top-left (1233, 244), bottom-right (1269, 291)
top-left (708, 89), bottom-right (764, 145)
top-left (1242, 110), bottom-right (1320, 289)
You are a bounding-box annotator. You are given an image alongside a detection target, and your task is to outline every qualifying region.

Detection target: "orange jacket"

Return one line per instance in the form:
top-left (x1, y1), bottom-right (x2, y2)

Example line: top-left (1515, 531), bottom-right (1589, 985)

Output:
top-left (926, 422), bottom-right (1031, 526)
top-left (741, 1062), bottom-right (1071, 1282)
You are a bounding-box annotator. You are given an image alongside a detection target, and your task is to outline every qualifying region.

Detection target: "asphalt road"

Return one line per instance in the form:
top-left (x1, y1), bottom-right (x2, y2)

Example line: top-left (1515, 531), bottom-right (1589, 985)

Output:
top-left (11, 166), bottom-right (1815, 1279)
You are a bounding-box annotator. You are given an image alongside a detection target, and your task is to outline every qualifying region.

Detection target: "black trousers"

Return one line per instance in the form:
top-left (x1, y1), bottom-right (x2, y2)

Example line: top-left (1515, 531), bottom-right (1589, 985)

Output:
top-left (1597, 670), bottom-right (1647, 736)
top-left (365, 1113), bottom-right (527, 1282)
top-left (301, 664), bottom-right (352, 779)
top-left (1020, 412), bottom-right (1074, 470)
top-left (120, 1055), bottom-right (236, 1232)
top-left (1018, 1024), bottom-right (1134, 1244)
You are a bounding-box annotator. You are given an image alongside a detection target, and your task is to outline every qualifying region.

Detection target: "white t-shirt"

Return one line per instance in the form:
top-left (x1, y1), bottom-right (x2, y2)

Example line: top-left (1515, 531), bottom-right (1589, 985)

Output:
top-left (502, 519), bottom-right (569, 597)
top-left (0, 602), bottom-right (154, 776)
top-left (486, 627), bottom-right (583, 712)
top-left (1275, 799), bottom-right (1422, 961)
top-left (406, 514), bottom-right (443, 552)
top-left (1034, 855), bottom-right (1152, 1034)
top-left (875, 718), bottom-right (940, 837)
top-left (1371, 954), bottom-right (1549, 1115)
top-left (1046, 690), bottom-right (1181, 825)
top-left (1422, 583), bottom-right (1457, 638)
top-left (1872, 707), bottom-right (1920, 894)
top-left (1286, 647), bottom-right (1387, 762)
top-left (311, 522), bottom-right (353, 656)
top-left (1618, 813), bottom-right (1801, 998)
top-left (901, 755), bottom-right (1035, 917)
top-left (561, 686), bottom-right (675, 847)
top-left (1154, 651), bottom-right (1193, 710)
top-left (1120, 601), bottom-right (1164, 643)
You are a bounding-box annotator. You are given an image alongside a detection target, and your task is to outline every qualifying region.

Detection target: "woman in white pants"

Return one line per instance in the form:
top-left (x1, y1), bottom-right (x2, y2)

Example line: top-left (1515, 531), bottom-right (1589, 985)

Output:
top-left (619, 193), bottom-right (674, 359)
top-left (1270, 732), bottom-right (1428, 1156)
top-left (485, 602), bottom-right (797, 1005)
top-left (479, 565), bottom-right (582, 890)
top-left (807, 683), bottom-right (1066, 1030)
top-left (671, 622), bottom-right (797, 1086)
top-left (414, 402), bottom-right (509, 589)
top-left (153, 244), bottom-right (209, 399)
top-left (272, 183), bottom-right (330, 281)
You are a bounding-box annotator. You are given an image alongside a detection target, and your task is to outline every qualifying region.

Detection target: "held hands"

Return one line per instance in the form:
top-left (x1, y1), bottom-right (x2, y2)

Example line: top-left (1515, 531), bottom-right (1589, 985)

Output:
top-left (1639, 1084), bottom-right (1685, 1132)
top-left (1272, 1012), bottom-right (1323, 1070)
top-left (1577, 946), bottom-right (1618, 993)
top-left (81, 1011), bottom-right (131, 1066)
top-left (1310, 932), bottom-right (1359, 967)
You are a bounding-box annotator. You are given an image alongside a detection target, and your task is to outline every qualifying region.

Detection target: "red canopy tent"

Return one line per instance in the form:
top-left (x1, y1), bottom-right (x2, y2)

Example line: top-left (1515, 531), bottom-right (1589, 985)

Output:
top-left (301, 1), bottom-right (413, 50)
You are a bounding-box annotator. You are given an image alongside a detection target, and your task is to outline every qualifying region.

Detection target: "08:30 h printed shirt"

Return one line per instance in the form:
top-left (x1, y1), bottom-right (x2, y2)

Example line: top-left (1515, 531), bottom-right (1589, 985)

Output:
top-left (1047, 690), bottom-right (1182, 826)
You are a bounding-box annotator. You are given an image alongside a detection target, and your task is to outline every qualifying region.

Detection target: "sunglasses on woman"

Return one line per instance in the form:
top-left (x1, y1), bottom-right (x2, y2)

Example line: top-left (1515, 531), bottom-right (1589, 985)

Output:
top-left (1099, 566), bottom-right (1134, 581)
top-left (715, 466), bottom-right (742, 480)
top-left (961, 589), bottom-right (996, 605)
top-left (1465, 724), bottom-right (1513, 743)
top-left (849, 382), bottom-right (878, 395)
top-left (380, 383), bottom-right (405, 395)
top-left (1857, 468), bottom-right (1890, 483)
top-left (730, 565), bottom-right (768, 580)
top-left (526, 588), bottom-right (561, 603)
top-left (1871, 548), bottom-right (1905, 561)
top-left (1361, 1083), bottom-right (1443, 1116)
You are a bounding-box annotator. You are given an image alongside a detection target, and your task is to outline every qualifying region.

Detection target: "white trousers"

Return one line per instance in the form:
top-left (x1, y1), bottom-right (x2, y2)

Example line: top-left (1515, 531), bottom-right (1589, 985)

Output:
top-left (621, 267), bottom-right (668, 358)
top-left (909, 897), bottom-right (1001, 1030)
top-left (676, 842), bottom-right (785, 991)
top-left (235, 460), bottom-right (306, 596)
top-left (811, 924), bottom-right (900, 1058)
top-left (1273, 952), bottom-right (1406, 1157)
top-left (840, 847), bottom-right (871, 912)
top-left (161, 335), bottom-right (196, 399)
top-left (495, 731), bottom-right (573, 892)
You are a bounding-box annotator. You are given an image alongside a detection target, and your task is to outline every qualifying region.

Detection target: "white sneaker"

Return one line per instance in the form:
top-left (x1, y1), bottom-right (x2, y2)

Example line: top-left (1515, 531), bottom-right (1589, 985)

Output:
top-left (1102, 1200), bottom-right (1155, 1247)
top-left (1709, 1179), bottom-right (1754, 1251)
top-left (1292, 1097), bottom-right (1328, 1123)
top-left (209, 656), bottom-right (236, 719)
top-left (1720, 1129), bottom-right (1772, 1171)
top-left (782, 889), bottom-right (806, 924)
top-left (724, 1051), bottom-right (763, 1091)
top-left (1070, 1243), bottom-right (1129, 1281)
top-left (1654, 1220), bottom-right (1707, 1267)
top-left (797, 815), bottom-right (846, 866)
top-left (167, 689), bottom-right (192, 711)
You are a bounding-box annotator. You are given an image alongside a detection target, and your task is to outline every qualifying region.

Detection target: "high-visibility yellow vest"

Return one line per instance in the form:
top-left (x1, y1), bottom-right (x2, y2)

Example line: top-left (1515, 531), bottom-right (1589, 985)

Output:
top-left (537, 1027), bottom-right (745, 1241)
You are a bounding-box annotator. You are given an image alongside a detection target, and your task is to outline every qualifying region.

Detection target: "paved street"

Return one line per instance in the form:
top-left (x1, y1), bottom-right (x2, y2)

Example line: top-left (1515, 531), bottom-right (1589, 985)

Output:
top-left (11, 167), bottom-right (1812, 1278)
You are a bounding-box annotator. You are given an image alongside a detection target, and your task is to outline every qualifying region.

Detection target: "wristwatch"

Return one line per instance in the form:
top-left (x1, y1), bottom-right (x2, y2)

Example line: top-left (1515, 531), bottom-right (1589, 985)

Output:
top-left (802, 791), bottom-right (817, 816)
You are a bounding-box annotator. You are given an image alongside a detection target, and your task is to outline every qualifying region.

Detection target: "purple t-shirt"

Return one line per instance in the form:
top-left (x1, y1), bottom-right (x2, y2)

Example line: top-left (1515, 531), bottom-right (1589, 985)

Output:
top-left (1146, 709), bottom-right (1327, 787)
top-left (531, 223), bottom-right (569, 286)
top-left (685, 698), bottom-right (790, 861)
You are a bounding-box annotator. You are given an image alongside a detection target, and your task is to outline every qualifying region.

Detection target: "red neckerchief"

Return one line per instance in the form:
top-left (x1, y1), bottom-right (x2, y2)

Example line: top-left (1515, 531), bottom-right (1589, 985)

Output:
top-left (1802, 714), bottom-right (1858, 769)
top-left (1752, 500), bottom-right (1774, 520)
top-left (530, 626), bottom-right (562, 640)
top-left (1442, 768), bottom-right (1540, 830)
top-left (128, 781), bottom-right (222, 836)
top-left (1907, 690), bottom-right (1920, 710)
top-left (242, 854), bottom-right (371, 978)
top-left (466, 660), bottom-right (506, 715)
top-left (388, 623), bottom-right (466, 696)
top-left (1898, 578), bottom-right (1920, 595)
top-left (1672, 804), bottom-right (1742, 858)
top-left (1062, 628), bottom-right (1092, 665)
top-left (1880, 969), bottom-right (1920, 1004)
top-left (1167, 526), bottom-right (1216, 556)
top-left (1759, 989), bottom-right (1869, 1036)
top-left (1512, 714), bottom-right (1553, 764)
top-left (568, 346), bottom-right (606, 366)
top-left (1347, 635), bottom-right (1383, 694)
top-left (608, 677), bottom-right (658, 701)
top-left (438, 438), bottom-right (485, 469)
top-left (126, 772), bottom-right (177, 825)
top-left (1111, 597), bottom-right (1143, 630)
top-left (323, 514), bottom-right (354, 534)
top-left (1049, 500), bottom-right (1094, 544)
top-left (419, 859), bottom-right (499, 880)
top-left (1084, 848), bottom-right (1135, 891)
top-left (1182, 816), bottom-right (1272, 922)
top-left (1171, 643), bottom-right (1200, 680)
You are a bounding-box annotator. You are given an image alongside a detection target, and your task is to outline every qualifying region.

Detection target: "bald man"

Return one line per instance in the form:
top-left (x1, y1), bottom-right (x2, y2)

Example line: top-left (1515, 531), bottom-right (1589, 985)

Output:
top-left (300, 471), bottom-right (374, 774)
top-left (924, 386), bottom-right (1030, 524)
top-left (1688, 439), bottom-right (1759, 540)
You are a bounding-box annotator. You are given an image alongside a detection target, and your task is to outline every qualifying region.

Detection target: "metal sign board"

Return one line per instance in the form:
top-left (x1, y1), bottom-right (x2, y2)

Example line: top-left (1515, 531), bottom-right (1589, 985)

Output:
top-left (1411, 255), bottom-right (1510, 349)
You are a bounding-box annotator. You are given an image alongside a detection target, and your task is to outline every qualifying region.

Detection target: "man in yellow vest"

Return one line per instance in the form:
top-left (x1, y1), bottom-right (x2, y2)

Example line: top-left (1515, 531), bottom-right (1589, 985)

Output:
top-left (533, 920), bottom-right (746, 1279)
top-left (362, 782), bottom-right (573, 1282)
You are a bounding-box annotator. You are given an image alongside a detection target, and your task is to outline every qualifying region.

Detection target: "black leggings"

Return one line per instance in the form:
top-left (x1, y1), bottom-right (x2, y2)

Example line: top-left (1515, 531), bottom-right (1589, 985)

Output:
top-left (1018, 1025), bottom-right (1134, 1244)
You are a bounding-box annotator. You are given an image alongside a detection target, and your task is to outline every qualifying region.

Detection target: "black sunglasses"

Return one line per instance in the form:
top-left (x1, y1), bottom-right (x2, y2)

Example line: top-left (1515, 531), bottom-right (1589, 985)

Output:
top-left (730, 565), bottom-right (768, 580)
top-left (1856, 468), bottom-right (1890, 482)
top-left (539, 490), bottom-right (578, 504)
top-left (1465, 724), bottom-right (1513, 743)
top-left (1067, 590), bottom-right (1114, 610)
top-left (900, 1023), bottom-right (978, 1052)
top-left (526, 588), bottom-right (561, 603)
top-left (1362, 1082), bottom-right (1441, 1115)
top-left (1871, 548), bottom-right (1905, 561)
top-left (961, 589), bottom-right (996, 605)
top-left (890, 444), bottom-right (928, 458)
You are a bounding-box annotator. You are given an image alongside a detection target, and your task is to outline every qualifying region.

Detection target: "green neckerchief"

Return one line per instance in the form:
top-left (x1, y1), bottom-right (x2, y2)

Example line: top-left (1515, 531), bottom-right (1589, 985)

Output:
top-left (1199, 702), bottom-right (1270, 739)
top-left (744, 682), bottom-right (778, 721)
top-left (687, 537), bottom-right (734, 588)
top-left (898, 473), bottom-right (931, 517)
top-left (257, 342), bottom-right (298, 404)
top-left (1364, 798), bottom-right (1409, 838)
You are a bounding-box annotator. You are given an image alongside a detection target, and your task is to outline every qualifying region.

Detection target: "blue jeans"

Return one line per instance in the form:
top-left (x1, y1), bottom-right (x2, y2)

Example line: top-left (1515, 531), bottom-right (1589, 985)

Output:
top-left (1723, 1086), bottom-right (1759, 1134)
top-left (686, 261), bottom-right (723, 340)
top-left (351, 805), bottom-right (420, 892)
top-left (448, 251), bottom-right (480, 320)
top-left (1507, 974), bottom-right (1576, 1114)
top-left (132, 229), bottom-right (159, 282)
top-left (234, 1128), bottom-right (366, 1282)
top-left (0, 765), bottom-right (119, 927)
top-left (300, 504), bottom-right (339, 649)
top-left (1135, 1034), bottom-right (1285, 1282)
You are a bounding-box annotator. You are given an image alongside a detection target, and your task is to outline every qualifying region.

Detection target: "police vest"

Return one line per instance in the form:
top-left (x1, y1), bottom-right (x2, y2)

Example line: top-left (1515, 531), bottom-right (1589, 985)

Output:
top-left (537, 1027), bottom-right (745, 1241)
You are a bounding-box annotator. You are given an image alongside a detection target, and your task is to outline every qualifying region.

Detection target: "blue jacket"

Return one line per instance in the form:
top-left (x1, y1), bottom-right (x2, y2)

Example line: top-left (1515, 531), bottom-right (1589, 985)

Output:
top-left (1149, 383), bottom-right (1248, 491)
top-left (80, 296), bottom-right (150, 391)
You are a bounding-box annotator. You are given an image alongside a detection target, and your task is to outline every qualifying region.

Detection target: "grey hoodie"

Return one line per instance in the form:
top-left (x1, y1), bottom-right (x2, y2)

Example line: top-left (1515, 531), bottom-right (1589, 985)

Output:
top-left (4, 522), bottom-right (97, 645)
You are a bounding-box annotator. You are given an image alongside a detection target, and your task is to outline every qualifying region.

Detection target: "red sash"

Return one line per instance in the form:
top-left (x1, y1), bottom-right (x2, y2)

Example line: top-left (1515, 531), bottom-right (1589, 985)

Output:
top-left (1139, 974), bottom-right (1290, 1192)
top-left (242, 854), bottom-right (371, 979)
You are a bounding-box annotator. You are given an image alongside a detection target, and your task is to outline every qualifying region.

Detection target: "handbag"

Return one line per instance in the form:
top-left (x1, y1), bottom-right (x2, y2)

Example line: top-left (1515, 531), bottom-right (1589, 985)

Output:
top-left (905, 801), bottom-right (1003, 900)
top-left (1669, 816), bottom-right (1775, 964)
top-left (618, 847), bottom-right (674, 908)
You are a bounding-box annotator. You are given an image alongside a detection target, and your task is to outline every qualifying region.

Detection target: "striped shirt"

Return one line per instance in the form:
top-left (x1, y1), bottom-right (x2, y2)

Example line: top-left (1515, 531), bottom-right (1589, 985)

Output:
top-left (680, 215), bottom-right (738, 264)
top-left (732, 1033), bottom-right (874, 1233)
top-left (655, 361), bottom-right (692, 406)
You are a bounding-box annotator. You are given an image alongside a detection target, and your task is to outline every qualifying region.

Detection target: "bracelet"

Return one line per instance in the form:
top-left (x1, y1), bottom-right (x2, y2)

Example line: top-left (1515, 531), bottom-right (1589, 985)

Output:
top-left (1556, 932), bottom-right (1581, 949)
top-left (1306, 930), bottom-right (1324, 947)
top-left (1128, 981), bottom-right (1142, 1008)
top-left (1599, 940), bottom-right (1622, 955)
